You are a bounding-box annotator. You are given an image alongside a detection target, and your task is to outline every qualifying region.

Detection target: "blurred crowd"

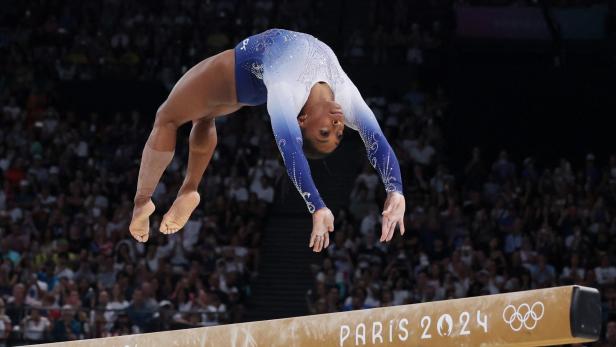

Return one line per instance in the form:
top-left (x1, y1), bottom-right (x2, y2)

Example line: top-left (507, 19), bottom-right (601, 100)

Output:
top-left (306, 83), bottom-right (616, 346)
top-left (1, 0), bottom-right (615, 346)
top-left (0, 0), bottom-right (456, 92)
top-left (0, 0), bottom-right (453, 345)
top-left (0, 88), bottom-right (284, 344)
top-left (457, 0), bottom-right (610, 6)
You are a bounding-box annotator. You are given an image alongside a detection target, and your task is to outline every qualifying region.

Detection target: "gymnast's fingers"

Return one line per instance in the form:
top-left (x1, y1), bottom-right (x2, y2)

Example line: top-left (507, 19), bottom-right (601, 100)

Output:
top-left (380, 216), bottom-right (389, 242)
top-left (400, 218), bottom-right (406, 236)
top-left (386, 219), bottom-right (396, 242)
top-left (324, 233), bottom-right (330, 249)
top-left (382, 221), bottom-right (390, 242)
top-left (313, 236), bottom-right (323, 252)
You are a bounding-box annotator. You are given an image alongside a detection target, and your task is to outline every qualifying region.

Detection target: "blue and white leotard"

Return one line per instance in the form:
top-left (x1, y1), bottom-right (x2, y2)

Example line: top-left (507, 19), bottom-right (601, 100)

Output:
top-left (234, 29), bottom-right (403, 213)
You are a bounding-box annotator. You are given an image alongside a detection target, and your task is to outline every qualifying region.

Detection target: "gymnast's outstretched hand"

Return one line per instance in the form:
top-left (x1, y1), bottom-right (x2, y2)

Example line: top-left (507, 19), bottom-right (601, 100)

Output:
top-left (381, 192), bottom-right (406, 242)
top-left (309, 207), bottom-right (334, 252)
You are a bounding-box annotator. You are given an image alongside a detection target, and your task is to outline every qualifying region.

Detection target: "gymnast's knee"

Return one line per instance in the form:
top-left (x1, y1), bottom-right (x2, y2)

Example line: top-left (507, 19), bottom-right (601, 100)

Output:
top-left (153, 107), bottom-right (183, 132)
top-left (189, 118), bottom-right (217, 153)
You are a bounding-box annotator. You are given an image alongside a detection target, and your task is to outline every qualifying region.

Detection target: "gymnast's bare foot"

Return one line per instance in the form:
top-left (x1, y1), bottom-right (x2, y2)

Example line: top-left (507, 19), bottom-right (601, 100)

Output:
top-left (160, 191), bottom-right (200, 234)
top-left (129, 199), bottom-right (156, 242)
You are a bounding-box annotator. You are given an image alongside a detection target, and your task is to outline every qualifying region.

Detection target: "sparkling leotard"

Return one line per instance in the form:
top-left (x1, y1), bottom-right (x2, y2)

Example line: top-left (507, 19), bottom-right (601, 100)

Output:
top-left (235, 29), bottom-right (403, 213)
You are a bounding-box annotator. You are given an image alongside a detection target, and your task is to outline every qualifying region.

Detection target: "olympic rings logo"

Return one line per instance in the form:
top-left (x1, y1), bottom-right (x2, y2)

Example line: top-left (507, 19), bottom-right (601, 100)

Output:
top-left (502, 302), bottom-right (545, 331)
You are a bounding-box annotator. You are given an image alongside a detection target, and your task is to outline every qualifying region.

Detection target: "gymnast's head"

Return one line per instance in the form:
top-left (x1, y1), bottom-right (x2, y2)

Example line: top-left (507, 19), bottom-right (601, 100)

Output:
top-left (298, 99), bottom-right (344, 159)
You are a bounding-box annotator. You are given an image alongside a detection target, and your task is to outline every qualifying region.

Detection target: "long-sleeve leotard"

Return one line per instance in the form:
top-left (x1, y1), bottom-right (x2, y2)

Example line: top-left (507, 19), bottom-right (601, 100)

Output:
top-left (234, 29), bottom-right (403, 213)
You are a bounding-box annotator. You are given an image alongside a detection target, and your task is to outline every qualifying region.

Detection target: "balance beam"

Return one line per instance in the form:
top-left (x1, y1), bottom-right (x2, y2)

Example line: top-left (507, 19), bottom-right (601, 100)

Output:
top-left (35, 285), bottom-right (601, 347)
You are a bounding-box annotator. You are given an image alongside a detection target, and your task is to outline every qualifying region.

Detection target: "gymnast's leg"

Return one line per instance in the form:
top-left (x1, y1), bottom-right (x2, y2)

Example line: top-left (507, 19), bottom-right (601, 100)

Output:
top-left (129, 50), bottom-right (237, 242)
top-left (129, 108), bottom-right (178, 242)
top-left (160, 117), bottom-right (217, 233)
top-left (129, 64), bottom-right (212, 242)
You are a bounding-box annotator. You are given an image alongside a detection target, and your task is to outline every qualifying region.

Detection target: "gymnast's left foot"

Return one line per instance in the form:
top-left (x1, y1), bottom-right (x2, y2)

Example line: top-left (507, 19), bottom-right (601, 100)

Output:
top-left (160, 191), bottom-right (200, 234)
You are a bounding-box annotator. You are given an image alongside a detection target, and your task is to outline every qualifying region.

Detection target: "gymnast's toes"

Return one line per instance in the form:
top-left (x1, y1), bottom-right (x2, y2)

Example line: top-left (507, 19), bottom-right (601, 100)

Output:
top-left (160, 222), bottom-right (178, 234)
top-left (129, 200), bottom-right (155, 241)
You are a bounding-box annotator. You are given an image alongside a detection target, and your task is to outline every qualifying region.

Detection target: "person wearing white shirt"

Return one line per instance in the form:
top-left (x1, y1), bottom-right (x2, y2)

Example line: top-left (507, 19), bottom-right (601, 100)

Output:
top-left (595, 255), bottom-right (616, 285)
top-left (249, 176), bottom-right (274, 203)
top-left (359, 206), bottom-right (379, 236)
top-left (409, 136), bottom-right (435, 166)
top-left (21, 308), bottom-right (51, 343)
top-left (355, 165), bottom-right (379, 198)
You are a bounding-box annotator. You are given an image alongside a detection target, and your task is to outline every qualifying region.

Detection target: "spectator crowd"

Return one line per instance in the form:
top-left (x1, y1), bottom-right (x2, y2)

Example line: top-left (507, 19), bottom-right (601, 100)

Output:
top-left (0, 91), bottom-right (288, 344)
top-left (0, 4), bottom-right (290, 337)
top-left (306, 84), bottom-right (616, 346)
top-left (0, 95), bottom-right (284, 344)
top-left (1, 0), bottom-right (615, 346)
top-left (0, 0), bottom-right (455, 90)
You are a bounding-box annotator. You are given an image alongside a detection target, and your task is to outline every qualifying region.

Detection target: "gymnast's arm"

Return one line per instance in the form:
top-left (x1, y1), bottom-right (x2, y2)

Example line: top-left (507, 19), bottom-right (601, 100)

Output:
top-left (350, 85), bottom-right (406, 242)
top-left (266, 82), bottom-right (334, 252)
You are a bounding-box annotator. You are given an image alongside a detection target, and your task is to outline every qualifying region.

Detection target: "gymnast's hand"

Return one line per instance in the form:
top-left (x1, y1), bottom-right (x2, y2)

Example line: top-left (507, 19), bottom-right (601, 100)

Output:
top-left (381, 192), bottom-right (406, 242)
top-left (309, 207), bottom-right (334, 252)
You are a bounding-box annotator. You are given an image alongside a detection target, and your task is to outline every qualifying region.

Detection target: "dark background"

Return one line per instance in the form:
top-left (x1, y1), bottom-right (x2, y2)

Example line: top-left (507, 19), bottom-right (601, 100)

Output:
top-left (56, 36), bottom-right (616, 170)
top-left (2, 0), bottom-right (616, 345)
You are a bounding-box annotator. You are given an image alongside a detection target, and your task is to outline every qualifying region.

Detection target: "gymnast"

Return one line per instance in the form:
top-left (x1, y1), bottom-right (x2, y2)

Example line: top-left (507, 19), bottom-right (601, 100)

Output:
top-left (129, 29), bottom-right (405, 252)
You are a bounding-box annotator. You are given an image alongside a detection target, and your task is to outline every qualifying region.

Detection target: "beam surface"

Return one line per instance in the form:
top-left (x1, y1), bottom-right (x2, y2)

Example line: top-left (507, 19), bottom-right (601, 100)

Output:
top-left (34, 285), bottom-right (601, 347)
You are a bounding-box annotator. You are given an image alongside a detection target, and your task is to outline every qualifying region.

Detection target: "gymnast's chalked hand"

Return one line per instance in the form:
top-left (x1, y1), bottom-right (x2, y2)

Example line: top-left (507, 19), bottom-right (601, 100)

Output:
top-left (309, 207), bottom-right (334, 252)
top-left (381, 192), bottom-right (406, 242)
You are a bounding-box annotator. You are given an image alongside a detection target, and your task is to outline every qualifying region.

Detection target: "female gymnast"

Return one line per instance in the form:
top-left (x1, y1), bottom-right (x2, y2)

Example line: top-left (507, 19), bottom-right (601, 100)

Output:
top-left (129, 29), bottom-right (405, 252)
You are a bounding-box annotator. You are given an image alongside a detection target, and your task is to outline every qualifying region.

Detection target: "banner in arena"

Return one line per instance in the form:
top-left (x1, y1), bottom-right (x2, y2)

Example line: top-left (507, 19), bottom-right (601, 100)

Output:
top-left (456, 5), bottom-right (607, 40)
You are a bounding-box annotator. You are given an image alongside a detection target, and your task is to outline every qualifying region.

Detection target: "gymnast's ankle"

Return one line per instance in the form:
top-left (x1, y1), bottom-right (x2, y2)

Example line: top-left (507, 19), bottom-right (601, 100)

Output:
top-left (134, 195), bottom-right (152, 207)
top-left (177, 186), bottom-right (198, 196)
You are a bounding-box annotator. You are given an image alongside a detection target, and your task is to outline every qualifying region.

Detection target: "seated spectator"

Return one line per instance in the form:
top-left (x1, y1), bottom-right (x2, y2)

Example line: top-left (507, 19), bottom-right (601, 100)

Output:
top-left (126, 289), bottom-right (152, 333)
top-left (349, 183), bottom-right (379, 221)
top-left (109, 312), bottom-right (138, 336)
top-left (5, 284), bottom-right (26, 325)
top-left (96, 257), bottom-right (117, 290)
top-left (595, 255), bottom-right (616, 286)
top-left (197, 291), bottom-right (226, 326)
top-left (528, 256), bottom-right (556, 288)
top-left (21, 307), bottom-right (51, 344)
top-left (230, 177), bottom-right (249, 202)
top-left (140, 282), bottom-right (159, 313)
top-left (105, 284), bottom-right (129, 329)
top-left (561, 254), bottom-right (585, 284)
top-left (25, 273), bottom-right (48, 307)
top-left (359, 206), bottom-right (379, 236)
top-left (0, 298), bottom-right (11, 347)
top-left (249, 176), bottom-right (274, 204)
top-left (491, 150), bottom-right (516, 184)
top-left (603, 320), bottom-right (616, 347)
top-left (52, 305), bottom-right (83, 341)
top-left (409, 136), bottom-right (435, 167)
top-left (355, 165), bottom-right (379, 200)
top-left (430, 165), bottom-right (453, 194)
top-left (90, 290), bottom-right (112, 335)
top-left (341, 289), bottom-right (370, 311)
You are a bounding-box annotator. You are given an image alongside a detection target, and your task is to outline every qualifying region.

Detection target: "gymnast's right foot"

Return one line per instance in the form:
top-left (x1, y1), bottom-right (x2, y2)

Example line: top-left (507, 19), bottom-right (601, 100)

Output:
top-left (160, 191), bottom-right (200, 234)
top-left (129, 199), bottom-right (155, 242)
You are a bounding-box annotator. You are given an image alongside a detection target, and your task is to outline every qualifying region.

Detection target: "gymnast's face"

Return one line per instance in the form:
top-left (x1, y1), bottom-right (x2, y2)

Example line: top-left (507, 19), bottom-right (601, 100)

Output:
top-left (298, 100), bottom-right (345, 159)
